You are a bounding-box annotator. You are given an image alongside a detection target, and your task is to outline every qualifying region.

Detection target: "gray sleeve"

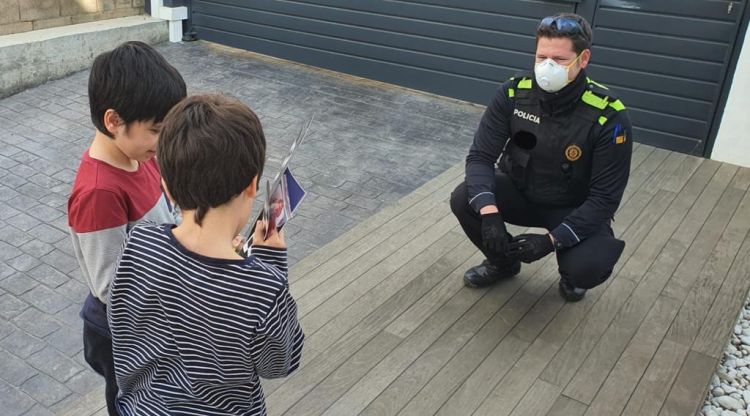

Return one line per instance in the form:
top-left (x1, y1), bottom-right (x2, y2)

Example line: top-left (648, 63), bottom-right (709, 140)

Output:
top-left (71, 225), bottom-right (128, 304)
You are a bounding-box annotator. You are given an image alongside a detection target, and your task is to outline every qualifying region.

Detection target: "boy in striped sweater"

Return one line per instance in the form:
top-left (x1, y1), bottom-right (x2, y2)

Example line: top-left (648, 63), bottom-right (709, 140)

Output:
top-left (108, 95), bottom-right (304, 415)
top-left (67, 42), bottom-right (186, 415)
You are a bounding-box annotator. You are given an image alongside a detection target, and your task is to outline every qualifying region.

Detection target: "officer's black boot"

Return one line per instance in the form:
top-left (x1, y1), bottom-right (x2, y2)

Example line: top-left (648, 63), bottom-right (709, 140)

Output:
top-left (558, 277), bottom-right (586, 302)
top-left (464, 259), bottom-right (521, 288)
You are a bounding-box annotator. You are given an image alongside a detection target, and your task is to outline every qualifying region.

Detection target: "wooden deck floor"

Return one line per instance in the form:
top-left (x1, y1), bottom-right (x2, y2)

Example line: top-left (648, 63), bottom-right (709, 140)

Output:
top-left (263, 143), bottom-right (750, 416)
top-left (66, 144), bottom-right (750, 415)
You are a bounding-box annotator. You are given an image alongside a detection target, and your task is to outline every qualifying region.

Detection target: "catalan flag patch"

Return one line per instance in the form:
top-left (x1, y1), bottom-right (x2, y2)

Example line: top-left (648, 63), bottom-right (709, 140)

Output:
top-left (613, 123), bottom-right (627, 144)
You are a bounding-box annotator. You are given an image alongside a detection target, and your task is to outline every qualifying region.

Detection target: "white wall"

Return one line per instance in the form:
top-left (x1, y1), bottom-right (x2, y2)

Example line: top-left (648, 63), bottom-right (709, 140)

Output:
top-left (711, 25), bottom-right (750, 168)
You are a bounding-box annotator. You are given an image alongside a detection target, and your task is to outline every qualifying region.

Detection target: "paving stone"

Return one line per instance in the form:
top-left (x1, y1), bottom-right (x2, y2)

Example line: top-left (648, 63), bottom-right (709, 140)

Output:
top-left (0, 202), bottom-right (22, 220)
top-left (19, 239), bottom-right (55, 257)
top-left (20, 374), bottom-right (73, 407)
top-left (0, 329), bottom-right (45, 359)
top-left (0, 185), bottom-right (20, 202)
top-left (0, 262), bottom-right (19, 279)
top-left (26, 223), bottom-right (67, 244)
top-left (344, 193), bottom-right (383, 211)
top-left (27, 346), bottom-right (83, 383)
top-left (7, 194), bottom-right (40, 212)
top-left (0, 379), bottom-right (35, 416)
top-left (55, 279), bottom-right (87, 303)
top-left (65, 369), bottom-right (102, 396)
top-left (54, 303), bottom-right (82, 329)
top-left (0, 240), bottom-right (23, 261)
top-left (0, 273), bottom-right (39, 296)
top-left (5, 212), bottom-right (41, 232)
top-left (12, 164), bottom-right (36, 179)
top-left (16, 183), bottom-right (48, 200)
top-left (0, 320), bottom-right (14, 341)
top-left (37, 193), bottom-right (68, 210)
top-left (22, 404), bottom-right (56, 416)
top-left (12, 308), bottom-right (60, 338)
top-left (0, 294), bottom-right (29, 320)
top-left (7, 253), bottom-right (42, 272)
top-left (41, 250), bottom-right (79, 274)
top-left (0, 154), bottom-right (19, 169)
top-left (21, 285), bottom-right (70, 315)
top-left (27, 264), bottom-right (70, 289)
top-left (0, 348), bottom-right (39, 385)
top-left (0, 225), bottom-right (33, 248)
top-left (45, 326), bottom-right (82, 358)
top-left (2, 172), bottom-right (27, 188)
top-left (25, 205), bottom-right (65, 224)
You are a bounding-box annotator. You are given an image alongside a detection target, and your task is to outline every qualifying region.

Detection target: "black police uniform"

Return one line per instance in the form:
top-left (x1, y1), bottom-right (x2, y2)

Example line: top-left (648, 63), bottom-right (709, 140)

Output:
top-left (450, 70), bottom-right (631, 290)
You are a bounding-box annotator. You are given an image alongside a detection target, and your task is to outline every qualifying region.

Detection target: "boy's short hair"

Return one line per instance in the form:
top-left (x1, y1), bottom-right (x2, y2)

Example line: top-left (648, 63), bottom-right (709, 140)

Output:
top-left (88, 41), bottom-right (186, 137)
top-left (158, 95), bottom-right (266, 225)
top-left (536, 13), bottom-right (593, 54)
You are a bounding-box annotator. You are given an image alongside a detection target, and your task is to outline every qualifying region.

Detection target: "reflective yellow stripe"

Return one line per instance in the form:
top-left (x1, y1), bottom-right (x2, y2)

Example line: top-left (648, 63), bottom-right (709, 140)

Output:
top-left (586, 77), bottom-right (609, 90)
top-left (518, 78), bottom-right (532, 89)
top-left (581, 90), bottom-right (609, 110)
top-left (609, 99), bottom-right (626, 111)
top-left (598, 116), bottom-right (608, 126)
top-left (508, 88), bottom-right (515, 98)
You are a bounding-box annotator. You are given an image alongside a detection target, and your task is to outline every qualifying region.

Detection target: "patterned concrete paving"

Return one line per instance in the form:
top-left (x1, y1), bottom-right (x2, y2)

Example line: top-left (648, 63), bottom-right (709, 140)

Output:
top-left (0, 40), bottom-right (483, 415)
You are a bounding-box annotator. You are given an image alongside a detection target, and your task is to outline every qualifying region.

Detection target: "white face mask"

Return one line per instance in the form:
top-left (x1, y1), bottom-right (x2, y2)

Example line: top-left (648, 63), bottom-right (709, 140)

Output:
top-left (534, 54), bottom-right (581, 93)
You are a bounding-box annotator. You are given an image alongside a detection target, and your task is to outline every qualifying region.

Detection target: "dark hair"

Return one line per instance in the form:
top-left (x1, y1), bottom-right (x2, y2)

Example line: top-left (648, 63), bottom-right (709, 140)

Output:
top-left (536, 13), bottom-right (593, 54)
top-left (88, 41), bottom-right (187, 137)
top-left (158, 95), bottom-right (266, 225)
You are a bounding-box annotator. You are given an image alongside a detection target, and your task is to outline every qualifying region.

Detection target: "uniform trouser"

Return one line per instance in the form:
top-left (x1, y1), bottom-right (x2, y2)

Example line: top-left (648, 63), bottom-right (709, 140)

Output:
top-left (449, 172), bottom-right (625, 290)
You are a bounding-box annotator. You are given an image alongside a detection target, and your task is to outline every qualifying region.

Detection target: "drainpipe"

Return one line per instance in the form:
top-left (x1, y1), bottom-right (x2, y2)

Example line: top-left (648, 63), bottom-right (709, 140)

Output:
top-left (150, 0), bottom-right (188, 43)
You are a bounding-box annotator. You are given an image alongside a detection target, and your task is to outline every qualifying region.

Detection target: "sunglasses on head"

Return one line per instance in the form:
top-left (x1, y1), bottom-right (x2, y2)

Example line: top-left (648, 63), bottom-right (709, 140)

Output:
top-left (538, 16), bottom-right (586, 38)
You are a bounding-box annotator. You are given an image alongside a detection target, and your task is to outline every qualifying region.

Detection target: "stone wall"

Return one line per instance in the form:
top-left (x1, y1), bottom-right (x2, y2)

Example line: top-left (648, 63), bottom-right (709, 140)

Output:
top-left (0, 0), bottom-right (145, 36)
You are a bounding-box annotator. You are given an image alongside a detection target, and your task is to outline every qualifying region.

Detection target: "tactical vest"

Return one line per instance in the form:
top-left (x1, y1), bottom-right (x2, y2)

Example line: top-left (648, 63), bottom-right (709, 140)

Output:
top-left (498, 75), bottom-right (626, 206)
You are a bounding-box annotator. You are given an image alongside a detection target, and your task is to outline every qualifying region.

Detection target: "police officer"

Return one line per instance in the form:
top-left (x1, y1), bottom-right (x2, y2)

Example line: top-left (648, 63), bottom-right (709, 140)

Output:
top-left (450, 13), bottom-right (631, 301)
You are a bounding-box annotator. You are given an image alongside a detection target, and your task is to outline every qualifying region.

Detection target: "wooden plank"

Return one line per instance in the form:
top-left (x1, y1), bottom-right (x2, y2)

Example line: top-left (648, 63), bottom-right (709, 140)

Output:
top-left (262, 237), bottom-right (478, 396)
top-left (730, 166), bottom-right (750, 191)
top-left (615, 147), bottom-right (671, 223)
top-left (292, 183), bottom-right (456, 307)
top-left (665, 189), bottom-right (750, 348)
top-left (557, 159), bottom-right (717, 403)
top-left (341, 255), bottom-right (555, 416)
top-left (388, 258), bottom-right (561, 416)
top-left (283, 331), bottom-right (403, 416)
top-left (658, 350), bottom-right (718, 416)
top-left (434, 335), bottom-right (530, 416)
top-left (472, 338), bottom-right (560, 416)
top-left (289, 163), bottom-right (462, 278)
top-left (509, 379), bottom-right (562, 416)
top-left (545, 395), bottom-right (588, 416)
top-left (693, 232), bottom-right (750, 357)
top-left (614, 151), bottom-right (685, 236)
top-left (266, 253), bottom-right (486, 415)
top-left (628, 143), bottom-right (653, 173)
top-left (298, 212), bottom-right (457, 330)
top-left (661, 163), bottom-right (740, 301)
top-left (540, 190), bottom-right (675, 388)
top-left (621, 340), bottom-right (690, 416)
top-left (584, 295), bottom-right (682, 415)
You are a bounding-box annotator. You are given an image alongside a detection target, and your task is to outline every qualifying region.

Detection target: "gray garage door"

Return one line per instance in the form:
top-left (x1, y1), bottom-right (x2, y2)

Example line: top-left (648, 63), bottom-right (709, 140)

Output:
top-left (191, 0), bottom-right (747, 155)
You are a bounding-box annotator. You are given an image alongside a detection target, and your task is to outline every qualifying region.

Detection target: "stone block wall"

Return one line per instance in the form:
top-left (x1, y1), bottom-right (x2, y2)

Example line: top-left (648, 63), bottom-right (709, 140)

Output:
top-left (0, 0), bottom-right (145, 36)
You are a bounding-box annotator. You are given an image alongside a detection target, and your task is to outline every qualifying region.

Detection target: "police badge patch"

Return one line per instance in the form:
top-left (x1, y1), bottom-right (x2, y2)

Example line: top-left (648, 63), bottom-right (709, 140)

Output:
top-left (565, 144), bottom-right (582, 162)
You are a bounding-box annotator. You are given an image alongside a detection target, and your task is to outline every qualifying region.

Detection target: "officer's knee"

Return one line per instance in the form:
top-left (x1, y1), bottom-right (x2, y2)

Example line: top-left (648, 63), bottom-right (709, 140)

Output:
top-left (560, 238), bottom-right (625, 289)
top-left (449, 182), bottom-right (469, 216)
top-left (563, 259), bottom-right (613, 289)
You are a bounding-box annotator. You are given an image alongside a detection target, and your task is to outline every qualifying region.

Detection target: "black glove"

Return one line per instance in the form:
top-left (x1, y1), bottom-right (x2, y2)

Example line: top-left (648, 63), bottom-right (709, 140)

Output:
top-left (506, 233), bottom-right (554, 263)
top-left (481, 212), bottom-right (510, 254)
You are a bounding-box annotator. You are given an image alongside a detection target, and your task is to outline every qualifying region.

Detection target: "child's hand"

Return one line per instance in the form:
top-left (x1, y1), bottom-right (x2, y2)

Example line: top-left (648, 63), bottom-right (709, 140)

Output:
top-left (252, 220), bottom-right (286, 249)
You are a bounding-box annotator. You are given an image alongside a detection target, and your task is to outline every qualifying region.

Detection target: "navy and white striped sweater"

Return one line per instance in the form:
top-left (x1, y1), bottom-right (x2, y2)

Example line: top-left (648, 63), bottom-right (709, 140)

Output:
top-left (108, 224), bottom-right (304, 415)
